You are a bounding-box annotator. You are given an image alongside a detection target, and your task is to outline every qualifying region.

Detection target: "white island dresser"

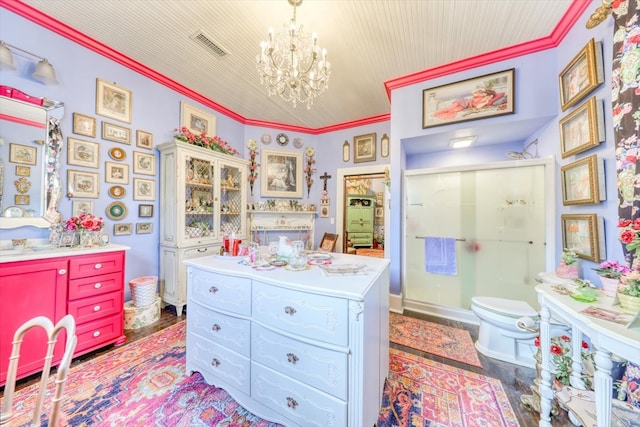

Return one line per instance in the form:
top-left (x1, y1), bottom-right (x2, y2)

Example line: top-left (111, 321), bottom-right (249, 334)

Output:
top-left (184, 253), bottom-right (390, 427)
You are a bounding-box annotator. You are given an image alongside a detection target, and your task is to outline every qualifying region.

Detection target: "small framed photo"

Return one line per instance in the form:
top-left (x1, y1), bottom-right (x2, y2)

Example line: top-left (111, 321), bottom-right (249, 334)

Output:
top-left (559, 97), bottom-right (605, 158)
top-left (96, 78), bottom-right (132, 123)
top-left (380, 133), bottom-right (390, 158)
top-left (375, 207), bottom-right (384, 218)
top-left (320, 205), bottom-right (329, 218)
top-left (342, 141), bottom-right (350, 162)
top-left (136, 222), bottom-right (153, 234)
top-left (133, 178), bottom-right (155, 201)
top-left (559, 38), bottom-right (604, 111)
top-left (68, 169), bottom-right (99, 198)
top-left (59, 231), bottom-right (77, 247)
top-left (180, 101), bottom-right (216, 136)
top-left (105, 161), bottom-right (129, 184)
top-left (102, 121), bottom-right (131, 144)
top-left (14, 195), bottom-right (29, 205)
top-left (15, 166), bottom-right (30, 177)
top-left (133, 151), bottom-right (156, 176)
top-left (353, 133), bottom-right (376, 163)
top-left (138, 204), bottom-right (154, 218)
top-left (136, 130), bottom-right (153, 150)
top-left (114, 223), bottom-right (133, 236)
top-left (72, 113), bottom-right (96, 137)
top-left (67, 137), bottom-right (100, 168)
top-left (561, 213), bottom-right (604, 263)
top-left (560, 155), bottom-right (605, 205)
top-left (9, 143), bottom-right (37, 165)
top-left (72, 200), bottom-right (94, 216)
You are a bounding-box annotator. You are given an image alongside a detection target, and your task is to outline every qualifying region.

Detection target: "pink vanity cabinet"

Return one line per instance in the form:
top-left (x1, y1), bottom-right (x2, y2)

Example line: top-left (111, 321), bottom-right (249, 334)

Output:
top-left (0, 247), bottom-right (127, 385)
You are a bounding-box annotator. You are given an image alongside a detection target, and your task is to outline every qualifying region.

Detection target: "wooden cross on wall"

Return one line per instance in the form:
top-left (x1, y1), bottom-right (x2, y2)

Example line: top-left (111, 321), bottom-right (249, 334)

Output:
top-left (320, 172), bottom-right (332, 192)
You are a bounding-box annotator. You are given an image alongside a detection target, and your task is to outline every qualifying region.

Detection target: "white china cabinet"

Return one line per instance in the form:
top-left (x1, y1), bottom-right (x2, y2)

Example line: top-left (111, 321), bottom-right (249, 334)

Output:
top-left (157, 139), bottom-right (248, 315)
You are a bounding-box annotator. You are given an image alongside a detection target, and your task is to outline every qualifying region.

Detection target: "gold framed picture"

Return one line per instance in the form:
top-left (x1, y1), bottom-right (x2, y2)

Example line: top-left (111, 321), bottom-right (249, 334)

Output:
top-left (105, 161), bottom-right (129, 184)
top-left (560, 155), bottom-right (605, 205)
top-left (102, 121), bottom-right (131, 144)
top-left (9, 143), bottom-right (37, 166)
top-left (561, 213), bottom-right (604, 263)
top-left (67, 137), bottom-right (99, 169)
top-left (67, 169), bottom-right (99, 198)
top-left (353, 133), bottom-right (376, 163)
top-left (180, 101), bottom-right (216, 136)
top-left (14, 195), bottom-right (29, 205)
top-left (72, 112), bottom-right (97, 138)
top-left (559, 96), bottom-right (605, 158)
top-left (136, 130), bottom-right (153, 149)
top-left (136, 222), bottom-right (153, 234)
top-left (133, 151), bottom-right (156, 176)
top-left (133, 178), bottom-right (155, 201)
top-left (96, 78), bottom-right (132, 123)
top-left (15, 166), bottom-right (30, 177)
top-left (558, 38), bottom-right (604, 111)
top-left (114, 223), bottom-right (133, 236)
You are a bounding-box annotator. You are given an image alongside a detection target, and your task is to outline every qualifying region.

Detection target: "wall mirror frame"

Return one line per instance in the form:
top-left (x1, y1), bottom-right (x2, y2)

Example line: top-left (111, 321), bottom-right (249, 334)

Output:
top-left (0, 95), bottom-right (64, 229)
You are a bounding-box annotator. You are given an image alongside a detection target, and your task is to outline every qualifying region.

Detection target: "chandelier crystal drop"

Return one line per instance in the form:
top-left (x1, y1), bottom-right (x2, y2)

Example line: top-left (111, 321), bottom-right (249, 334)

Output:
top-left (256, 0), bottom-right (331, 109)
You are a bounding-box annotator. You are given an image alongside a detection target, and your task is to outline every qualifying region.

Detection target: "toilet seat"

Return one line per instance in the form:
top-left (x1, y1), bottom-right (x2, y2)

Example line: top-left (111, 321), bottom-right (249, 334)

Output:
top-left (471, 296), bottom-right (538, 318)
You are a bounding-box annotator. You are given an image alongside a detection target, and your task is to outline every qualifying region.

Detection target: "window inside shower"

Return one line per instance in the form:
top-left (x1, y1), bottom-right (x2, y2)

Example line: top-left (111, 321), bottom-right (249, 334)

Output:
top-left (403, 161), bottom-right (549, 311)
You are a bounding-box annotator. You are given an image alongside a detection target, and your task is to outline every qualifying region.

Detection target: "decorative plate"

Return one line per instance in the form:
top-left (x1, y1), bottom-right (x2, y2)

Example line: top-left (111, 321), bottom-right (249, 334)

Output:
top-left (3, 206), bottom-right (24, 218)
top-left (109, 147), bottom-right (126, 161)
top-left (318, 263), bottom-right (366, 274)
top-left (269, 259), bottom-right (288, 267)
top-left (261, 134), bottom-right (272, 145)
top-left (106, 201), bottom-right (127, 220)
top-left (293, 137), bottom-right (303, 148)
top-left (108, 185), bottom-right (126, 199)
top-left (276, 133), bottom-right (289, 146)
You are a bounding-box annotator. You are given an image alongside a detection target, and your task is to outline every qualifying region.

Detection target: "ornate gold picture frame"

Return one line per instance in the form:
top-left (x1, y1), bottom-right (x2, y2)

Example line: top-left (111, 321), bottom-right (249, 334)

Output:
top-left (558, 38), bottom-right (604, 111)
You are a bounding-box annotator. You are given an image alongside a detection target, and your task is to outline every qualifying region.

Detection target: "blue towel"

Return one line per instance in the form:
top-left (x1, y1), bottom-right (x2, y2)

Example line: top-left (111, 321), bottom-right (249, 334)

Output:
top-left (425, 237), bottom-right (457, 276)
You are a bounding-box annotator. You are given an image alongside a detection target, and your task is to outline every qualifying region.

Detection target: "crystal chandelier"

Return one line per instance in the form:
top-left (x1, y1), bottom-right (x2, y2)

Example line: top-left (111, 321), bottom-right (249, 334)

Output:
top-left (256, 0), bottom-right (331, 109)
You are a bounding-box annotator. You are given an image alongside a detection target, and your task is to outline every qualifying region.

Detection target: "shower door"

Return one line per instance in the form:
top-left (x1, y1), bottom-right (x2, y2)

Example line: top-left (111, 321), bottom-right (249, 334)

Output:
top-left (404, 161), bottom-right (548, 310)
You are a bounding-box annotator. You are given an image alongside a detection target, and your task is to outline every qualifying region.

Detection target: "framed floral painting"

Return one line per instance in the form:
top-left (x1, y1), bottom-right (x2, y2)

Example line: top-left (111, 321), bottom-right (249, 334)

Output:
top-left (96, 78), bottom-right (132, 123)
top-left (558, 38), bottom-right (603, 111)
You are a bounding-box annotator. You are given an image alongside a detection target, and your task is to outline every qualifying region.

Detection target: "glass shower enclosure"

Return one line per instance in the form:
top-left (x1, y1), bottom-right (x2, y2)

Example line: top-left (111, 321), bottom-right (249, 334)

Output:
top-left (403, 159), bottom-right (553, 311)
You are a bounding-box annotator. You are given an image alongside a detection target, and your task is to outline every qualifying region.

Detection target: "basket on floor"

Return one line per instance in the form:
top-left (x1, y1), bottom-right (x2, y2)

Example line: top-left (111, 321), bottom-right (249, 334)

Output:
top-left (129, 276), bottom-right (158, 307)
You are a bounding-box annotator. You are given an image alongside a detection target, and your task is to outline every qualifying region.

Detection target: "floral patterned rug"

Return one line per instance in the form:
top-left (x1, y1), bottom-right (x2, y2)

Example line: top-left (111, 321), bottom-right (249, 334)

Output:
top-left (389, 312), bottom-right (482, 367)
top-left (378, 349), bottom-right (518, 427)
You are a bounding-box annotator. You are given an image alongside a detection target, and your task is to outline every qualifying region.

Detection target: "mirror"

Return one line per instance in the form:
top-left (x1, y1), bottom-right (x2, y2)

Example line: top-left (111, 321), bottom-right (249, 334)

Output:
top-left (0, 96), bottom-right (64, 229)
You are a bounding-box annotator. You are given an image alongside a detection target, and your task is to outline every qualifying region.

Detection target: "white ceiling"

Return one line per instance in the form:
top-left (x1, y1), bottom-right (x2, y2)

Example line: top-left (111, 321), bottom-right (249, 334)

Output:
top-left (22, 0), bottom-right (576, 138)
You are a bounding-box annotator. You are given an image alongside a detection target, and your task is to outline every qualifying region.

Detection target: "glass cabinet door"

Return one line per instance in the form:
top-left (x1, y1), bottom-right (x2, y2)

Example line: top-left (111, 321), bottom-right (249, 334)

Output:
top-left (184, 155), bottom-right (215, 242)
top-left (218, 161), bottom-right (245, 238)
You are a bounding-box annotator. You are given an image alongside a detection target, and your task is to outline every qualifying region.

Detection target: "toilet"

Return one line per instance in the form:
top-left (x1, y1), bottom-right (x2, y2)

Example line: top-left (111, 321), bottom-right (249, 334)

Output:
top-left (471, 296), bottom-right (542, 369)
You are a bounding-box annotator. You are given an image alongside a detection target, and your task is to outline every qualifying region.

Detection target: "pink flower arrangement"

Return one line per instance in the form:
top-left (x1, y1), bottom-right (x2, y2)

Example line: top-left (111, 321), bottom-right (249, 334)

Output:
top-left (174, 127), bottom-right (239, 156)
top-left (592, 260), bottom-right (630, 279)
top-left (65, 213), bottom-right (104, 232)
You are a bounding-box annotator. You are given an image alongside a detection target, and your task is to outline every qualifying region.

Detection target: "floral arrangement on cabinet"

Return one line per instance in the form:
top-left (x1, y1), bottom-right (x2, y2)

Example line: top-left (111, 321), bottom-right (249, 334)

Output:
top-left (304, 146), bottom-right (316, 198)
top-left (174, 127), bottom-right (239, 156)
top-left (247, 139), bottom-right (259, 196)
top-left (65, 212), bottom-right (104, 233)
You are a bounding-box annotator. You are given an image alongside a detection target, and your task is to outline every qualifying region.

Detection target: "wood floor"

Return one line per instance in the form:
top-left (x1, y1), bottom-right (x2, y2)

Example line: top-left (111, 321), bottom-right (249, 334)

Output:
top-left (4, 306), bottom-right (572, 426)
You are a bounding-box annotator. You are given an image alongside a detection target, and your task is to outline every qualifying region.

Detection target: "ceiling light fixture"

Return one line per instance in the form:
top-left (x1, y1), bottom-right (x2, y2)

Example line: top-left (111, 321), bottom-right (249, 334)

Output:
top-left (449, 136), bottom-right (476, 149)
top-left (256, 0), bottom-right (331, 109)
top-left (0, 41), bottom-right (59, 84)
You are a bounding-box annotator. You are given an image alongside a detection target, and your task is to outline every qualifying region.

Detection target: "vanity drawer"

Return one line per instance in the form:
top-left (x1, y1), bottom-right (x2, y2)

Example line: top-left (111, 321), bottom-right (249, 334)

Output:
top-left (68, 272), bottom-right (122, 300)
top-left (189, 267), bottom-right (251, 316)
top-left (69, 252), bottom-right (124, 279)
top-left (68, 291), bottom-right (122, 325)
top-left (252, 281), bottom-right (348, 347)
top-left (189, 300), bottom-right (250, 357)
top-left (188, 332), bottom-right (250, 394)
top-left (74, 313), bottom-right (123, 354)
top-left (252, 362), bottom-right (346, 427)
top-left (252, 324), bottom-right (347, 399)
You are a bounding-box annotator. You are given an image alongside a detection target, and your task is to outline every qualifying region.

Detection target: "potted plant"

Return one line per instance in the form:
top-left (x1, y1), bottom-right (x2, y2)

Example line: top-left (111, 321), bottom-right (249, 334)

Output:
top-left (593, 260), bottom-right (630, 297)
top-left (556, 248), bottom-right (579, 279)
top-left (618, 268), bottom-right (640, 315)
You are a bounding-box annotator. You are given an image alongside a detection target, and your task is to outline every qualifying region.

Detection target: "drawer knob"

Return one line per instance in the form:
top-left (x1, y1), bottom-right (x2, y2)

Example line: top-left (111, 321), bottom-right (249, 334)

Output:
top-left (211, 358), bottom-right (221, 367)
top-left (93, 331), bottom-right (101, 337)
top-left (211, 324), bottom-right (221, 332)
top-left (94, 263), bottom-right (102, 269)
top-left (93, 305), bottom-right (101, 312)
top-left (58, 269), bottom-right (67, 275)
top-left (284, 306), bottom-right (296, 315)
top-left (94, 282), bottom-right (102, 289)
top-left (209, 286), bottom-right (219, 294)
top-left (286, 397), bottom-right (298, 409)
top-left (197, 248), bottom-right (207, 253)
top-left (286, 353), bottom-right (299, 364)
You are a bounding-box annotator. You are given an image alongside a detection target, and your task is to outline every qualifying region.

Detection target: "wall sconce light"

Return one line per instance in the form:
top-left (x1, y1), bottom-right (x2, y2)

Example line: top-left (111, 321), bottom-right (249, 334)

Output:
top-left (380, 133), bottom-right (389, 157)
top-left (449, 136), bottom-right (476, 149)
top-left (342, 140), bottom-right (350, 162)
top-left (0, 41), bottom-right (59, 85)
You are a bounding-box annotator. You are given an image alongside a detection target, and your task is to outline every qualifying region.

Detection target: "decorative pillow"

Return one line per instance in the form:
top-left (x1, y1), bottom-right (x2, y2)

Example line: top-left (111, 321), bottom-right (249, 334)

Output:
top-left (616, 361), bottom-right (640, 408)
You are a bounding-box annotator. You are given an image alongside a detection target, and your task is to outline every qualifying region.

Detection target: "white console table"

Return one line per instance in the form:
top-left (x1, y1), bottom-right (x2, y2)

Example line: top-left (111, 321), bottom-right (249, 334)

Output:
top-left (536, 281), bottom-right (640, 427)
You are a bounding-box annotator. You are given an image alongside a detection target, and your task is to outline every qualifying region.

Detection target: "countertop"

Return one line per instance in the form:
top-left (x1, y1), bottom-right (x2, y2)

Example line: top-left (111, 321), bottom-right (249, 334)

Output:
top-left (0, 243), bottom-right (131, 263)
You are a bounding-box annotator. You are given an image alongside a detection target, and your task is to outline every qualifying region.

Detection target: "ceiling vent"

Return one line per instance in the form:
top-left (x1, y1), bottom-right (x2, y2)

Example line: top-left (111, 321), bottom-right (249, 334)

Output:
top-left (190, 31), bottom-right (228, 58)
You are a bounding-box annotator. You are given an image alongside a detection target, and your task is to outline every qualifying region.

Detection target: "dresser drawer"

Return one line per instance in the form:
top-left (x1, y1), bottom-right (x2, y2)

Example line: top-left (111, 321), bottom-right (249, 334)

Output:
top-left (189, 300), bottom-right (250, 357)
top-left (184, 246), bottom-right (216, 259)
top-left (252, 324), bottom-right (347, 399)
top-left (252, 281), bottom-right (348, 347)
top-left (75, 313), bottom-right (123, 354)
top-left (348, 232), bottom-right (372, 245)
top-left (68, 291), bottom-right (122, 325)
top-left (188, 332), bottom-right (250, 395)
top-left (69, 252), bottom-right (124, 279)
top-left (68, 272), bottom-right (122, 300)
top-left (252, 362), bottom-right (346, 427)
top-left (189, 267), bottom-right (251, 316)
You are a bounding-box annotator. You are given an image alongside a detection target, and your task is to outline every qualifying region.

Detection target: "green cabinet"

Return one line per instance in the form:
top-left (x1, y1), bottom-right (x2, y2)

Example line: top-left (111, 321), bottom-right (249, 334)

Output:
top-left (346, 195), bottom-right (374, 248)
